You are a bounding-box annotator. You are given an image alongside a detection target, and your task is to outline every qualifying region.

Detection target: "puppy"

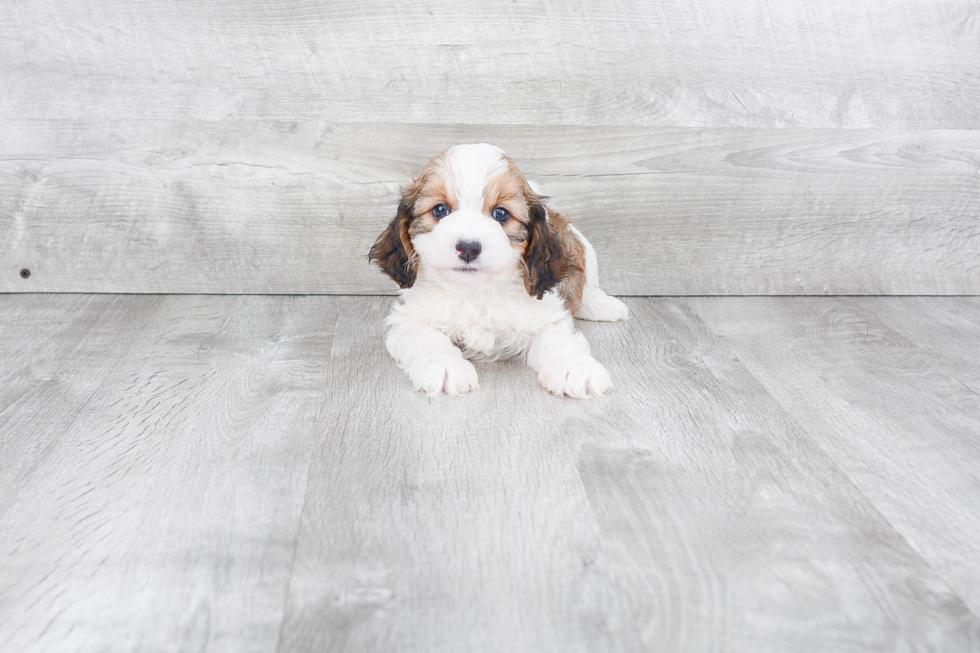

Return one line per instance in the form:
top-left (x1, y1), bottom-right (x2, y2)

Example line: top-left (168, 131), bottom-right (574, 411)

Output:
top-left (369, 143), bottom-right (629, 398)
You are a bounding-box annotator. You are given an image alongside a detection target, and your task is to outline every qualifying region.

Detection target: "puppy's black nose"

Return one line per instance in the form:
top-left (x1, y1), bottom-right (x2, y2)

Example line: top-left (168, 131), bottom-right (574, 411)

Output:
top-left (456, 240), bottom-right (482, 263)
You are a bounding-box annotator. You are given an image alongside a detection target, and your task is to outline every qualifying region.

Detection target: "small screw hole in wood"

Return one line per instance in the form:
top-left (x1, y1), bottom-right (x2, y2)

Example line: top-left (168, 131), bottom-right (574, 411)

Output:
top-left (20, 268), bottom-right (31, 279)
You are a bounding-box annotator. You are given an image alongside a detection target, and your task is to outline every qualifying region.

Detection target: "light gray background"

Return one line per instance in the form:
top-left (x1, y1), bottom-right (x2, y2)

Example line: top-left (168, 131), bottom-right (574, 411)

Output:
top-left (3, 0), bottom-right (978, 294)
top-left (3, 3), bottom-right (980, 652)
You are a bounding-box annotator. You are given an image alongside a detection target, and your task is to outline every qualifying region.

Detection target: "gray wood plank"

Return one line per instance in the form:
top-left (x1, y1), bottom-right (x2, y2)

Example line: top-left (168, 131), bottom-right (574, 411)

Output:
top-left (858, 297), bottom-right (980, 389)
top-left (280, 297), bottom-right (980, 652)
top-left (0, 295), bottom-right (340, 653)
top-left (2, 0), bottom-right (977, 128)
top-left (0, 295), bottom-right (164, 519)
top-left (691, 297), bottom-right (980, 619)
top-left (574, 299), bottom-right (980, 652)
top-left (279, 297), bottom-right (636, 652)
top-left (3, 124), bottom-right (978, 295)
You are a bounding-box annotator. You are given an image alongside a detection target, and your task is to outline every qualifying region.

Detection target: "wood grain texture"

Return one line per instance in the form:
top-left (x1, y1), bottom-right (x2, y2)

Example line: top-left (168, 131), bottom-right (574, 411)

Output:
top-left (691, 297), bottom-right (980, 618)
top-left (3, 0), bottom-right (978, 294)
top-left (1, 0), bottom-right (978, 128)
top-left (0, 295), bottom-right (340, 652)
top-left (3, 296), bottom-right (980, 651)
top-left (3, 123), bottom-right (978, 295)
top-left (0, 295), bottom-right (164, 519)
top-left (277, 296), bottom-right (980, 652)
top-left (859, 297), bottom-right (980, 389)
top-left (278, 297), bottom-right (627, 652)
top-left (574, 299), bottom-right (980, 652)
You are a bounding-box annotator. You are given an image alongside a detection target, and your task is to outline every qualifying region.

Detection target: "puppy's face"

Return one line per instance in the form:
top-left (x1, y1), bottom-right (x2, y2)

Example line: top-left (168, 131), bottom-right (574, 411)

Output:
top-left (370, 144), bottom-right (567, 297)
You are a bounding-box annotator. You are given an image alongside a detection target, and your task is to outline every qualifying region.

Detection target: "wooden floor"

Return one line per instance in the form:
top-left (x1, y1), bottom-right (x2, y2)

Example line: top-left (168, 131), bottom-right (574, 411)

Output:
top-left (1, 294), bottom-right (979, 652)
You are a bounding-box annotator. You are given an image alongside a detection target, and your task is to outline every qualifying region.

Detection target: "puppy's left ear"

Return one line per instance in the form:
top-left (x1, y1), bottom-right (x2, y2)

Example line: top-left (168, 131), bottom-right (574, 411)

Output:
top-left (368, 198), bottom-right (417, 288)
top-left (523, 196), bottom-right (569, 299)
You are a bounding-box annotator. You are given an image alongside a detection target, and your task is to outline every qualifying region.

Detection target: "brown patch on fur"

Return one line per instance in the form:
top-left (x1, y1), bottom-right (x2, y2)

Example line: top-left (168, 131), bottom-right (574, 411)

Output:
top-left (483, 161), bottom-right (532, 223)
top-left (523, 202), bottom-right (568, 300)
top-left (369, 154), bottom-right (458, 287)
top-left (368, 197), bottom-right (417, 288)
top-left (505, 220), bottom-right (529, 245)
top-left (408, 213), bottom-right (436, 237)
top-left (484, 158), bottom-right (538, 250)
top-left (411, 155), bottom-right (459, 218)
top-left (548, 209), bottom-right (587, 313)
top-left (488, 159), bottom-right (586, 308)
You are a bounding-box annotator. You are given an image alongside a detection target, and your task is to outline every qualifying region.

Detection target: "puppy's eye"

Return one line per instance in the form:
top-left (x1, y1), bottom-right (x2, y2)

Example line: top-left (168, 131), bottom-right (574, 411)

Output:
top-left (431, 203), bottom-right (451, 219)
top-left (492, 207), bottom-right (510, 223)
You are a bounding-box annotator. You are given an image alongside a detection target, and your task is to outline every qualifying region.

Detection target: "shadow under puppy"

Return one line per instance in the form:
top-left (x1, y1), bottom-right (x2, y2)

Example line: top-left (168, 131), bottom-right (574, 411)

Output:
top-left (369, 143), bottom-right (629, 398)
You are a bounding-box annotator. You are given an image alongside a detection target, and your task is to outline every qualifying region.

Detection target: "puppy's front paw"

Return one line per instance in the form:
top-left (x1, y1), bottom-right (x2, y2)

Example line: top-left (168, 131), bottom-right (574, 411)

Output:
top-left (408, 357), bottom-right (479, 396)
top-left (537, 356), bottom-right (612, 399)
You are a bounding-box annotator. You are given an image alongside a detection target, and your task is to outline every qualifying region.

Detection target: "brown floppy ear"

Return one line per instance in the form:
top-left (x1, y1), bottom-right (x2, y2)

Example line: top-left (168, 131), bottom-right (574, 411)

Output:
top-left (368, 198), bottom-right (417, 288)
top-left (523, 197), bottom-right (569, 299)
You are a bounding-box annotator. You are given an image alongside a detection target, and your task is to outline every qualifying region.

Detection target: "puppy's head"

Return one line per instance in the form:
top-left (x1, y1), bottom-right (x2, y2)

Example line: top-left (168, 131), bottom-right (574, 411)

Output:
top-left (368, 144), bottom-right (568, 297)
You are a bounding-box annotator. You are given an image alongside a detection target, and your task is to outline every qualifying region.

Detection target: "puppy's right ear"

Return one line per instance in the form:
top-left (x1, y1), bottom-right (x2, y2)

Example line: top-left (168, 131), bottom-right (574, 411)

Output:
top-left (368, 198), bottom-right (417, 288)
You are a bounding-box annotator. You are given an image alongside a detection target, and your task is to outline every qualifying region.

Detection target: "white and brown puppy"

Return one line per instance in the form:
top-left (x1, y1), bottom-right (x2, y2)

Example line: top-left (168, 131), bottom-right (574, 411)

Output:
top-left (369, 143), bottom-right (629, 398)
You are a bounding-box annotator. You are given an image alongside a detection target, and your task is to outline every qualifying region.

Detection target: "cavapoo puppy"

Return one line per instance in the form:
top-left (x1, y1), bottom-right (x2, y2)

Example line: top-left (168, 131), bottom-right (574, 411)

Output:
top-left (369, 143), bottom-right (628, 398)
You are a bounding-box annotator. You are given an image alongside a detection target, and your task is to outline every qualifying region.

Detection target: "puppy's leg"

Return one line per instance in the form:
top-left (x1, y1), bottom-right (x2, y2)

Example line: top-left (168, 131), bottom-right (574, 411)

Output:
top-left (386, 320), bottom-right (478, 396)
top-left (577, 287), bottom-right (631, 322)
top-left (569, 225), bottom-right (630, 322)
top-left (526, 320), bottom-right (612, 398)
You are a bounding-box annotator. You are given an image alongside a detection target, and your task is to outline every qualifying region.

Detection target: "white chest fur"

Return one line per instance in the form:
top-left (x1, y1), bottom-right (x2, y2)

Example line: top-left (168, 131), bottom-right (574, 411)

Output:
top-left (391, 278), bottom-right (570, 362)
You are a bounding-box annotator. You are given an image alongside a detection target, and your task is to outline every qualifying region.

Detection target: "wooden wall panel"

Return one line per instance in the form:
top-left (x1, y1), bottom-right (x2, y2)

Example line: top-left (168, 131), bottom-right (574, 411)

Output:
top-left (3, 123), bottom-right (978, 294)
top-left (2, 0), bottom-right (977, 127)
top-left (2, 0), bottom-right (978, 294)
